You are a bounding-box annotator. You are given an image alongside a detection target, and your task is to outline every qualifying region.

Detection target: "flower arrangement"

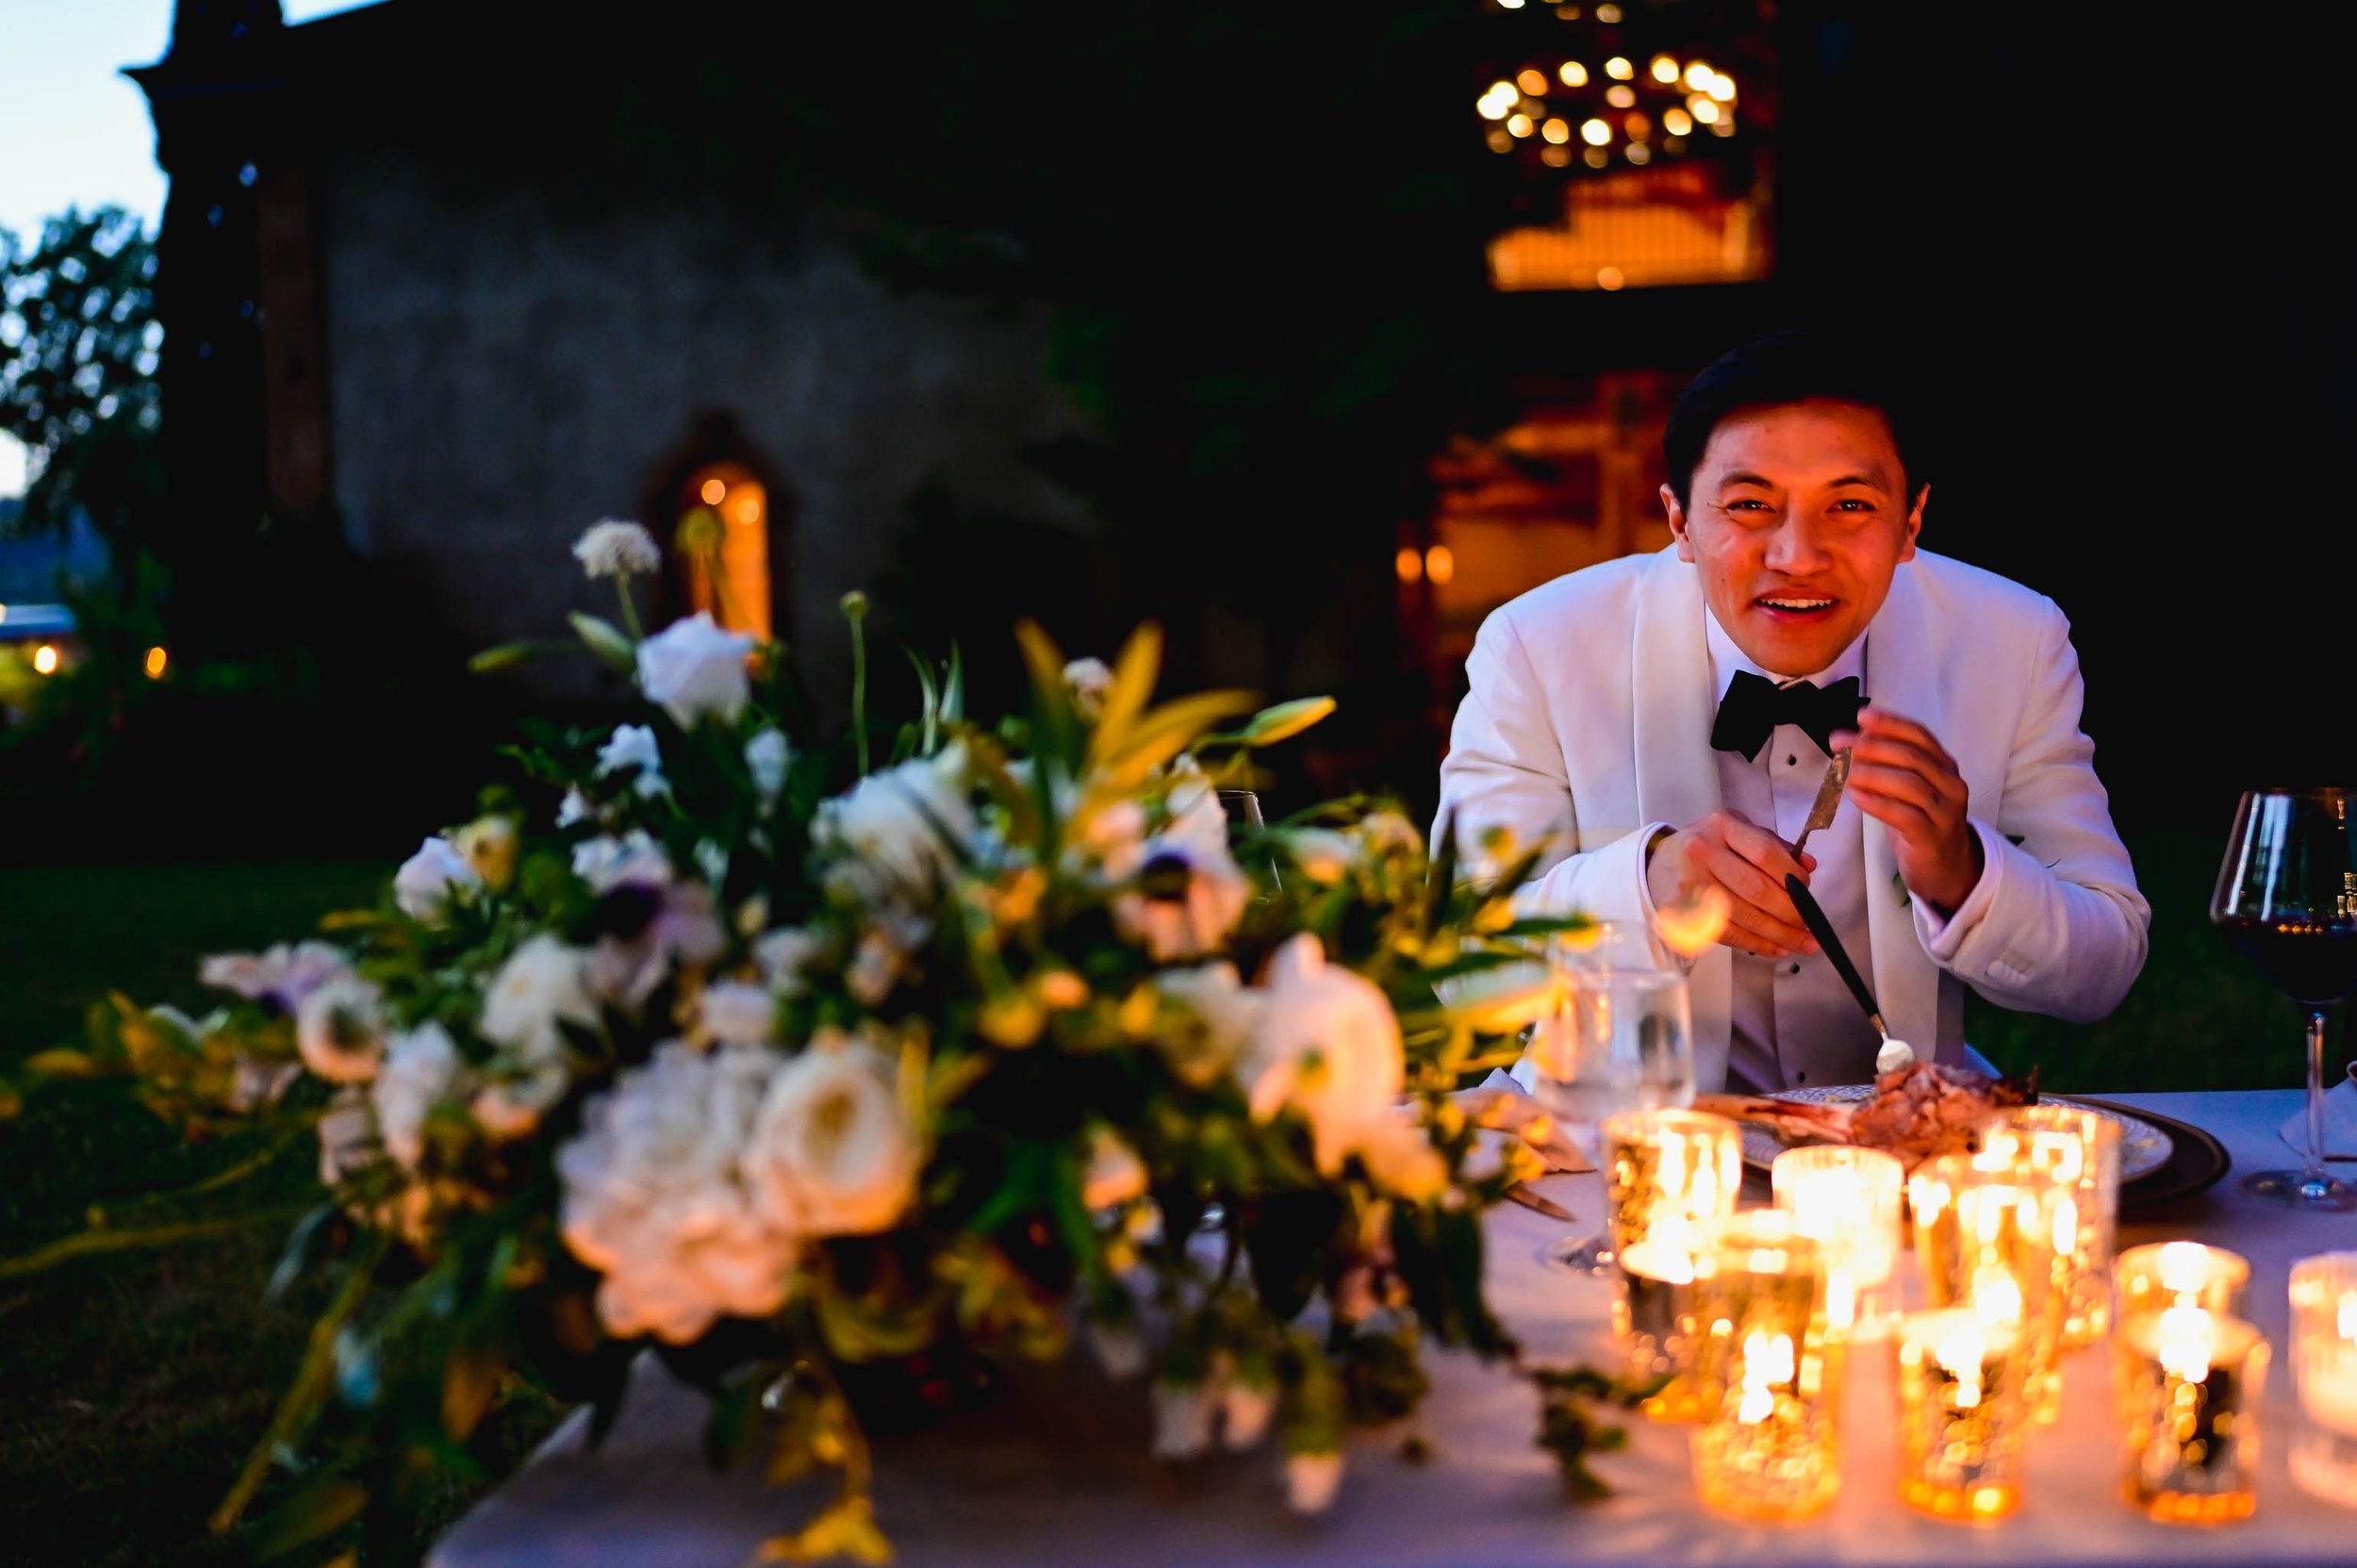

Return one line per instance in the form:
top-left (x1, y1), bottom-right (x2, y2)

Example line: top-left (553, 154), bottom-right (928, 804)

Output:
top-left (4, 523), bottom-right (1587, 1562)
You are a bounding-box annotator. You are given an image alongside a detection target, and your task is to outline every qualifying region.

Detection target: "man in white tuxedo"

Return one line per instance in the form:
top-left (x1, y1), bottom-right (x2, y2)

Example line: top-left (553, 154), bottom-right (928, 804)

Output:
top-left (1435, 330), bottom-right (2149, 1094)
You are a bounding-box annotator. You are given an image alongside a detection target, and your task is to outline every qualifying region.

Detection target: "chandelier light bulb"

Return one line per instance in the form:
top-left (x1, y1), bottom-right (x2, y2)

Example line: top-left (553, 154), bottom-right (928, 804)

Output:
top-left (1651, 55), bottom-right (1681, 83)
top-left (1689, 96), bottom-right (1721, 125)
top-left (1518, 67), bottom-right (1550, 95)
top-left (1559, 59), bottom-right (1589, 87)
top-left (1606, 55), bottom-right (1634, 80)
top-left (1508, 112), bottom-right (1536, 138)
top-left (1685, 60), bottom-right (1715, 91)
top-left (1663, 106), bottom-right (1693, 136)
top-left (1580, 116), bottom-right (1611, 145)
top-left (1706, 73), bottom-right (1737, 102)
top-left (1541, 117), bottom-right (1572, 143)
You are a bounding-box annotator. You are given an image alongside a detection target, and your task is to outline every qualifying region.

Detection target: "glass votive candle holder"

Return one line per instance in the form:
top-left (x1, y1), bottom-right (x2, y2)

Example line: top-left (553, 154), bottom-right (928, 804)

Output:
top-left (2114, 1241), bottom-right (2250, 1326)
top-left (1604, 1108), bottom-right (1741, 1417)
top-left (1689, 1211), bottom-right (1840, 1522)
top-left (1992, 1104), bottom-right (2122, 1348)
top-left (1894, 1307), bottom-right (2035, 1524)
top-left (1772, 1145), bottom-right (1904, 1341)
top-left (1908, 1148), bottom-right (2069, 1423)
top-left (2288, 1250), bottom-right (2357, 1508)
top-left (2115, 1306), bottom-right (2269, 1525)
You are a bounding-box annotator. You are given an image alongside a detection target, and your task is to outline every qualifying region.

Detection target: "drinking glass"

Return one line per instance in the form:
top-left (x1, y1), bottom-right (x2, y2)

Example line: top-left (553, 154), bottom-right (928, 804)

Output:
top-left (2210, 787), bottom-right (2357, 1210)
top-left (1527, 963), bottom-right (1696, 1273)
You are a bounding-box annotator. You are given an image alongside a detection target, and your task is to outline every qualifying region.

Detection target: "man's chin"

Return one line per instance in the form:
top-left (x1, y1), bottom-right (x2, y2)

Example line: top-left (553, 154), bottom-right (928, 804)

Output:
top-left (1733, 619), bottom-right (1857, 678)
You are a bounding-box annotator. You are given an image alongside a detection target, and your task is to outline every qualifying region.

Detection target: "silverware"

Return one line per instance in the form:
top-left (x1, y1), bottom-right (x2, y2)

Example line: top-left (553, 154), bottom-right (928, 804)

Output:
top-left (1786, 871), bottom-right (1888, 1040)
top-left (1504, 1184), bottom-right (1579, 1222)
top-left (1790, 750), bottom-right (1851, 859)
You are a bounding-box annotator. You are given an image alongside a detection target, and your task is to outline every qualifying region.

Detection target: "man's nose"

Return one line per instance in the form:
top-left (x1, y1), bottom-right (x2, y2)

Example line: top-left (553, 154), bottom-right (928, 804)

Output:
top-left (1762, 515), bottom-right (1833, 574)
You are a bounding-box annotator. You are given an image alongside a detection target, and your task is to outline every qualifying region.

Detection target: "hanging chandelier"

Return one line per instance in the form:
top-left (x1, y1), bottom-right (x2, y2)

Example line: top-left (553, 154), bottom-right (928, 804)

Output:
top-left (1476, 1), bottom-right (1745, 173)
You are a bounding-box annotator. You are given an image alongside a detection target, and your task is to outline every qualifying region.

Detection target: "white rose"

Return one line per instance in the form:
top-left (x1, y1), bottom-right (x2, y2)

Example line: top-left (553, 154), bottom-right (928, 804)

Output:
top-left (1285, 1450), bottom-right (1345, 1513)
top-left (557, 1042), bottom-right (797, 1344)
top-left (571, 830), bottom-right (673, 894)
top-left (480, 935), bottom-right (600, 1062)
top-left (744, 1032), bottom-right (918, 1237)
top-left (814, 746), bottom-right (975, 902)
top-left (1151, 961), bottom-right (1261, 1086)
top-left (371, 1021), bottom-right (463, 1172)
top-left (295, 975), bottom-right (388, 1084)
top-left (635, 612), bottom-right (755, 728)
top-left (745, 727), bottom-right (791, 803)
top-left (701, 982), bottom-right (776, 1047)
top-left (596, 723), bottom-right (669, 799)
top-left (572, 518), bottom-right (660, 579)
top-left (1242, 934), bottom-right (1405, 1178)
top-left (394, 836), bottom-right (484, 923)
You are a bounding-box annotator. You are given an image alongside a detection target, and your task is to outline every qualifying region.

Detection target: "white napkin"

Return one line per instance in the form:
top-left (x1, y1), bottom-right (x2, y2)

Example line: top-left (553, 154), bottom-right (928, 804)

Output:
top-left (2278, 1076), bottom-right (2357, 1160)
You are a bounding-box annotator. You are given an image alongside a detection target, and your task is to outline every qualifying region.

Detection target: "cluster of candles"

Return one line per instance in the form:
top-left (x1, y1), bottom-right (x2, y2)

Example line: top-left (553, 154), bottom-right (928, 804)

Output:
top-left (1597, 1104), bottom-right (2357, 1525)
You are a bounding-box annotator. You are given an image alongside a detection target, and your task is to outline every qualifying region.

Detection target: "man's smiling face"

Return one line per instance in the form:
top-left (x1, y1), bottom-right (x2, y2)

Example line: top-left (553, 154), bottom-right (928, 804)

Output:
top-left (1663, 399), bottom-right (1927, 677)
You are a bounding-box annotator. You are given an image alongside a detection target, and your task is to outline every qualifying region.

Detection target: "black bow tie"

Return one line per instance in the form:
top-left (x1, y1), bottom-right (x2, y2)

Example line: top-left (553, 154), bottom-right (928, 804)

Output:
top-left (1710, 670), bottom-right (1863, 762)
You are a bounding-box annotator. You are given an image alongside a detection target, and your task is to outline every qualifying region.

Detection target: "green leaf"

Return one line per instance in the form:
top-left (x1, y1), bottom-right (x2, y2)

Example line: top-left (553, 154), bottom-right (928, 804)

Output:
top-left (569, 612), bottom-right (638, 673)
top-left (468, 639), bottom-right (542, 673)
top-left (1232, 695), bottom-right (1337, 748)
top-left (244, 1477), bottom-right (366, 1560)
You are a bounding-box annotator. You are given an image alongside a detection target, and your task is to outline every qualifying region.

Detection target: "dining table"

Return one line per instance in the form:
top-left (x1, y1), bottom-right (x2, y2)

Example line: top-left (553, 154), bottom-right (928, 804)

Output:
top-left (430, 1088), bottom-right (2357, 1568)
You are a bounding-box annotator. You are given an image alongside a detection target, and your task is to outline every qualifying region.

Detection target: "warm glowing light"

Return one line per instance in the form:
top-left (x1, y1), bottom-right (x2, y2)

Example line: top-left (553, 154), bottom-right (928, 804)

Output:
top-left (1605, 55), bottom-right (1633, 80)
top-left (1580, 117), bottom-right (1611, 145)
top-left (1685, 60), bottom-right (1715, 91)
top-left (1394, 546), bottom-right (1423, 583)
top-left (1478, 82), bottom-right (1517, 119)
top-left (1596, 266), bottom-right (1625, 290)
top-left (1425, 545), bottom-right (1456, 585)
top-left (1499, 0), bottom-right (1526, 8)
top-left (1517, 67), bottom-right (1550, 95)
top-left (1582, 145), bottom-right (1609, 167)
top-left (1711, 116), bottom-right (1736, 136)
top-left (1487, 128), bottom-right (1514, 152)
top-left (1623, 111), bottom-right (1651, 139)
top-left (1651, 55), bottom-right (1681, 84)
top-left (0, 604), bottom-right (8, 624)
top-left (1558, 59), bottom-right (1589, 87)
top-left (32, 643), bottom-right (59, 675)
top-left (1606, 84), bottom-right (1636, 107)
top-left (700, 478), bottom-right (726, 504)
top-left (730, 495), bottom-right (761, 525)
top-left (143, 646), bottom-right (168, 679)
top-left (1707, 73), bottom-right (1737, 102)
top-left (1664, 106), bottom-right (1694, 136)
top-left (1689, 96), bottom-right (1722, 125)
top-left (1541, 143), bottom-right (1573, 166)
top-left (1594, 2), bottom-right (1622, 20)
top-left (1541, 117), bottom-right (1571, 143)
top-left (1508, 112), bottom-right (1535, 138)
top-left (1624, 142), bottom-right (1652, 164)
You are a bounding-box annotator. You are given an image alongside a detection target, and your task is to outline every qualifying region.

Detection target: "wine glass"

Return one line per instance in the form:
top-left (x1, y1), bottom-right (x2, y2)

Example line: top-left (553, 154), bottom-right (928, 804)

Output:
top-left (2210, 786), bottom-right (2357, 1211)
top-left (1528, 957), bottom-right (1697, 1272)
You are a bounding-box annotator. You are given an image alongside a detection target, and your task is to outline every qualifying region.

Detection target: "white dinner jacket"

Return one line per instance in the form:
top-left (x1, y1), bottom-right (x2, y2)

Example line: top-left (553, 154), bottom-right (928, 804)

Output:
top-left (1434, 544), bottom-right (2150, 1093)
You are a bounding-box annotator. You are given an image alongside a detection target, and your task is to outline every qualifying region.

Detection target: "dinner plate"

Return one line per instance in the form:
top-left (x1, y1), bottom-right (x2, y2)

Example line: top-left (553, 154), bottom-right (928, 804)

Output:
top-left (1734, 1084), bottom-right (2175, 1183)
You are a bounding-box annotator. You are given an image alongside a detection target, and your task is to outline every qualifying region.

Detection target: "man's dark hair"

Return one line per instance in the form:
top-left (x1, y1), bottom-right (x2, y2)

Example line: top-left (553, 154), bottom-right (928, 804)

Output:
top-left (1661, 329), bottom-right (1921, 509)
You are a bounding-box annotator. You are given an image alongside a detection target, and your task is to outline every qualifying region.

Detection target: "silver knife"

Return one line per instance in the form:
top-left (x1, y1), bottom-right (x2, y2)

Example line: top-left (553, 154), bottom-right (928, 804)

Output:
top-left (1790, 750), bottom-right (1851, 859)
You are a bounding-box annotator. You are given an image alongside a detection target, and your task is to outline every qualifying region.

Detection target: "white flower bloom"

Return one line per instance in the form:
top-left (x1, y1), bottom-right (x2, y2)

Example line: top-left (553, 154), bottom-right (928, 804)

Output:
top-left (596, 724), bottom-right (669, 799)
top-left (227, 1056), bottom-right (303, 1114)
top-left (844, 929), bottom-right (903, 1007)
top-left (453, 814), bottom-right (521, 889)
top-left (693, 838), bottom-right (729, 886)
top-left (752, 927), bottom-right (828, 998)
top-left (744, 1032), bottom-right (918, 1237)
top-left (572, 519), bottom-right (661, 579)
top-left (701, 982), bottom-right (775, 1047)
top-left (813, 745), bottom-right (975, 901)
top-left (572, 830), bottom-right (673, 894)
top-left (1112, 773), bottom-right (1250, 961)
top-left (1081, 1127), bottom-right (1148, 1210)
top-left (1277, 828), bottom-right (1356, 886)
top-left (1285, 1450), bottom-right (1345, 1513)
top-left (1151, 1380), bottom-right (1216, 1461)
top-left (1353, 810), bottom-right (1424, 862)
top-left (394, 836), bottom-right (484, 923)
top-left (318, 1087), bottom-right (375, 1188)
top-left (555, 788), bottom-right (593, 829)
top-left (372, 1021), bottom-right (463, 1172)
top-left (1355, 1110), bottom-right (1449, 1202)
top-left (295, 975), bottom-right (388, 1084)
top-left (1242, 934), bottom-right (1405, 1178)
top-left (199, 940), bottom-right (353, 1012)
top-left (1063, 656), bottom-right (1113, 720)
top-left (635, 612), bottom-right (756, 728)
top-left (480, 935), bottom-right (600, 1062)
top-left (745, 727), bottom-right (791, 804)
top-left (586, 881), bottom-right (729, 1011)
top-left (1220, 1378), bottom-right (1277, 1451)
top-left (557, 1043), bottom-right (797, 1344)
top-left (1151, 961), bottom-right (1261, 1086)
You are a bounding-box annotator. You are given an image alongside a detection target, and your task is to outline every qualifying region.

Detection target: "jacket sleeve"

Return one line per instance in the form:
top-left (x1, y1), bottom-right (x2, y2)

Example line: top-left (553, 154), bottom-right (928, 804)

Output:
top-left (1918, 602), bottom-right (2150, 1020)
top-left (1432, 607), bottom-right (1656, 936)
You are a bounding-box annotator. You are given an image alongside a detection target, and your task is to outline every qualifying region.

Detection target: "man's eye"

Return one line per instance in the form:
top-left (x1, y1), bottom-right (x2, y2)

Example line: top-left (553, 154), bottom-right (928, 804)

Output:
top-left (1832, 498), bottom-right (1875, 512)
top-left (1723, 497), bottom-right (1772, 513)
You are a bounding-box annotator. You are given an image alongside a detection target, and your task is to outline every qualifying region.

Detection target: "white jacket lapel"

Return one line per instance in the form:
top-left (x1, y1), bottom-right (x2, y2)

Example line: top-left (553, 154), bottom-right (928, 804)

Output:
top-left (1861, 565), bottom-right (1944, 1057)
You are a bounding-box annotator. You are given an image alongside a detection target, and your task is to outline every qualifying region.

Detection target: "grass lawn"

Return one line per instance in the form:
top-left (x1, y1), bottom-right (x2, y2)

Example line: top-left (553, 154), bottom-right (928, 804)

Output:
top-left (0, 834), bottom-right (2344, 1565)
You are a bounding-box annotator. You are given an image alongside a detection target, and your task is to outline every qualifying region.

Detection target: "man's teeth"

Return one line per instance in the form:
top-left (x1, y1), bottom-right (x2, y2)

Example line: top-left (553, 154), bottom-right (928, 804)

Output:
top-left (1759, 597), bottom-right (1833, 610)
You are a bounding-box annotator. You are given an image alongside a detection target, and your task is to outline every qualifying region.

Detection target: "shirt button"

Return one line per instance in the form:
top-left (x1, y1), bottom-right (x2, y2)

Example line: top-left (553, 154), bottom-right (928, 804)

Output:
top-left (1786, 754), bottom-right (1797, 767)
top-left (1796, 1072), bottom-right (1808, 1083)
top-left (1788, 963), bottom-right (1801, 976)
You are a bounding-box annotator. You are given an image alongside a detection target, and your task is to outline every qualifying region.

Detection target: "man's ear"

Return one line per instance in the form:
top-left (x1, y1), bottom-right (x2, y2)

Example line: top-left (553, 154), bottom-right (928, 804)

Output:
top-left (1900, 484), bottom-right (1929, 561)
top-left (1661, 483), bottom-right (1696, 562)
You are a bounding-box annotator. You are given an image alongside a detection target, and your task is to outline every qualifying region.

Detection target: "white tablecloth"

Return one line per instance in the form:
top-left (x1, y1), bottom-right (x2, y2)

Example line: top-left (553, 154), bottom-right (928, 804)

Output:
top-left (431, 1090), bottom-right (2357, 1568)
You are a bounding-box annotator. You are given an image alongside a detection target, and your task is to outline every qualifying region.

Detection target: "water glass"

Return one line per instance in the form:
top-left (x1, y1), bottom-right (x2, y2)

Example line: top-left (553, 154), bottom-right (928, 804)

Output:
top-left (2288, 1250), bottom-right (2357, 1507)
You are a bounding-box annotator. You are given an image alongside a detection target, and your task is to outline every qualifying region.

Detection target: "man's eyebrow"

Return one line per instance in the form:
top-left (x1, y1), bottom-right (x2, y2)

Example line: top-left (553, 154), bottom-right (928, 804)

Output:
top-left (1714, 470), bottom-right (1778, 488)
top-left (1824, 472), bottom-right (1893, 490)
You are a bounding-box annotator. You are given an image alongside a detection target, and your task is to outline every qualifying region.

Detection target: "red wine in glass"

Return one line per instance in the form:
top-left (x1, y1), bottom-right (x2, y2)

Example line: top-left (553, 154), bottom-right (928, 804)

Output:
top-left (2210, 787), bottom-right (2357, 1211)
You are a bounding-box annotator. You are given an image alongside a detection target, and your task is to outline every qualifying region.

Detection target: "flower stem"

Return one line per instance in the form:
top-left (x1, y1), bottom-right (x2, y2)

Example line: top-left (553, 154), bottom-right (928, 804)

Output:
top-left (842, 591), bottom-right (871, 777)
top-left (616, 573), bottom-right (645, 642)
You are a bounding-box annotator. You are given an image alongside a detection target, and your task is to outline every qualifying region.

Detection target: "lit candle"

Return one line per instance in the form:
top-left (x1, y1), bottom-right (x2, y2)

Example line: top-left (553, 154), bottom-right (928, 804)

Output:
top-left (2114, 1306), bottom-right (2269, 1526)
top-left (1908, 1149), bottom-right (2070, 1423)
top-left (1992, 1106), bottom-right (2122, 1347)
top-left (2288, 1250), bottom-right (2357, 1508)
top-left (1894, 1307), bottom-right (2033, 1523)
top-left (1603, 1109), bottom-right (1741, 1416)
top-left (1688, 1210), bottom-right (1839, 1521)
top-left (2115, 1241), bottom-right (2250, 1326)
top-left (1772, 1146), bottom-right (1903, 1339)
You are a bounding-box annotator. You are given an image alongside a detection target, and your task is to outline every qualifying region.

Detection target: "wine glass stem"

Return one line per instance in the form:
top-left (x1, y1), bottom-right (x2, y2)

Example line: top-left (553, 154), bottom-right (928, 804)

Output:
top-left (2306, 1007), bottom-right (2332, 1180)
